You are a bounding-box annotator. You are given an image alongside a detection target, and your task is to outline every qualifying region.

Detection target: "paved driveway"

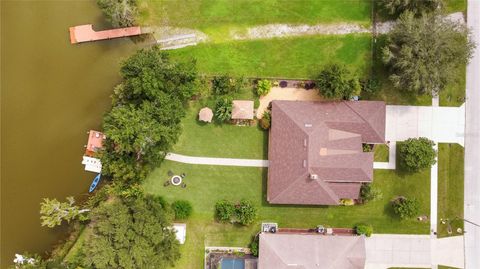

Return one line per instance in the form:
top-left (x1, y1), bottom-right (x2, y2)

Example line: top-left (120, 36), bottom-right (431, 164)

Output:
top-left (385, 105), bottom-right (465, 145)
top-left (365, 234), bottom-right (464, 269)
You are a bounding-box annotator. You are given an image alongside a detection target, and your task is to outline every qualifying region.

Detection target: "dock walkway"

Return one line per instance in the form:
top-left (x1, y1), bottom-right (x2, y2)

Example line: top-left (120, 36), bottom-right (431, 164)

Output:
top-left (69, 24), bottom-right (142, 44)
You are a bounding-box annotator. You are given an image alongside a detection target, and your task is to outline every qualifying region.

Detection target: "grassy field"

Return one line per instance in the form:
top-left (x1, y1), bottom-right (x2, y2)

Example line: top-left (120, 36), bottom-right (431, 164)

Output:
top-left (444, 0), bottom-right (467, 14)
top-left (138, 0), bottom-right (372, 29)
top-left (143, 159), bottom-right (430, 269)
top-left (174, 102), bottom-right (267, 159)
top-left (374, 144), bottom-right (389, 162)
top-left (439, 64), bottom-right (466, 107)
top-left (437, 144), bottom-right (464, 238)
top-left (168, 34), bottom-right (372, 79)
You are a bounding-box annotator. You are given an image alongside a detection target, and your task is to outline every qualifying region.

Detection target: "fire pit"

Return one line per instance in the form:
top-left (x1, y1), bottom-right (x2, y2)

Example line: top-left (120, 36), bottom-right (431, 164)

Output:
top-left (171, 175), bottom-right (182, 186)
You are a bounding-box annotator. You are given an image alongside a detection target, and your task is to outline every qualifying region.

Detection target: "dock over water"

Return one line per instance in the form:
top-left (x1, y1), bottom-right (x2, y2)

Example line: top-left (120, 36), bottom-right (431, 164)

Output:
top-left (69, 24), bottom-right (142, 44)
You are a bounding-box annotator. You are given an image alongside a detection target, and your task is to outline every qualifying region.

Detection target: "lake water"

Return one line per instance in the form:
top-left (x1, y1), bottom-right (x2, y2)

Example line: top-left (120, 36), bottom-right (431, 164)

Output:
top-left (1, 1), bottom-right (140, 267)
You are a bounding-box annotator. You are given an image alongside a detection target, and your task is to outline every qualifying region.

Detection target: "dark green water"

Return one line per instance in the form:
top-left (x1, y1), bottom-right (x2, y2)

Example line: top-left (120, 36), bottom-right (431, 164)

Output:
top-left (1, 1), bottom-right (140, 267)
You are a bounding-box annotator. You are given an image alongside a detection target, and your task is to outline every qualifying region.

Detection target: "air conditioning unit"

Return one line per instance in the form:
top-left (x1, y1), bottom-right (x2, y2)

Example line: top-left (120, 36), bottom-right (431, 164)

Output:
top-left (310, 174), bottom-right (319, 180)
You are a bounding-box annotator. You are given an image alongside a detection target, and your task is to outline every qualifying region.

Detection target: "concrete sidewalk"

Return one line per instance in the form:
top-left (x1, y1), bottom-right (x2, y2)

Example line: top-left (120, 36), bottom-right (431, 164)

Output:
top-left (165, 153), bottom-right (268, 167)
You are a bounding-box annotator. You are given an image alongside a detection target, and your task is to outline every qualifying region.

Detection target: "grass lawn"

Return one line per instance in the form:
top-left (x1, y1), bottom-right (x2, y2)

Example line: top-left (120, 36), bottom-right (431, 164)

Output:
top-left (437, 144), bottom-right (464, 237)
top-left (444, 0), bottom-right (467, 14)
top-left (439, 64), bottom-right (466, 107)
top-left (143, 159), bottom-right (430, 269)
top-left (174, 101), bottom-right (267, 159)
top-left (374, 144), bottom-right (389, 162)
top-left (168, 34), bottom-right (372, 79)
top-left (138, 0), bottom-right (372, 30)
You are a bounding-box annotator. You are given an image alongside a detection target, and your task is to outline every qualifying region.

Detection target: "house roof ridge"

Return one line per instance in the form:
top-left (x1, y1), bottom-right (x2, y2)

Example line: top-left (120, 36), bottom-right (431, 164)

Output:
top-left (343, 101), bottom-right (385, 142)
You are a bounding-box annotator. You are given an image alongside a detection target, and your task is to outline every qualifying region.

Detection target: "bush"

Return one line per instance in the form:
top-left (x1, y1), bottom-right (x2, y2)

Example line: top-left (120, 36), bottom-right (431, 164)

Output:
top-left (215, 200), bottom-right (235, 222)
top-left (249, 236), bottom-right (259, 257)
top-left (360, 184), bottom-right (383, 203)
top-left (360, 78), bottom-right (379, 94)
top-left (212, 75), bottom-right (247, 96)
top-left (392, 196), bottom-right (420, 219)
top-left (97, 0), bottom-right (138, 28)
top-left (399, 137), bottom-right (437, 172)
top-left (362, 143), bottom-right (373, 152)
top-left (317, 63), bottom-right (361, 100)
top-left (377, 0), bottom-right (440, 17)
top-left (339, 198), bottom-right (354, 206)
top-left (214, 97), bottom-right (233, 122)
top-left (171, 200), bottom-right (193, 220)
top-left (256, 79), bottom-right (272, 96)
top-left (356, 224), bottom-right (373, 237)
top-left (259, 111), bottom-right (271, 130)
top-left (235, 199), bottom-right (257, 225)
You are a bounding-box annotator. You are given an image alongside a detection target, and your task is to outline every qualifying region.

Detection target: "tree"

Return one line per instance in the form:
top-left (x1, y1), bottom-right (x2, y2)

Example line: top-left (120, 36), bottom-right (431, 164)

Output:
top-left (234, 199), bottom-right (257, 225)
top-left (382, 11), bottom-right (475, 95)
top-left (399, 137), bottom-right (437, 172)
top-left (377, 0), bottom-right (441, 17)
top-left (392, 196), bottom-right (420, 219)
top-left (40, 197), bottom-right (89, 228)
top-left (215, 200), bottom-right (235, 222)
top-left (82, 196), bottom-right (180, 269)
top-left (101, 47), bottom-right (198, 183)
top-left (214, 97), bottom-right (233, 122)
top-left (256, 79), bottom-right (272, 96)
top-left (360, 184), bottom-right (383, 203)
top-left (316, 63), bottom-right (361, 99)
top-left (97, 0), bottom-right (138, 28)
top-left (116, 47), bottom-right (198, 105)
top-left (171, 200), bottom-right (193, 219)
top-left (355, 224), bottom-right (373, 237)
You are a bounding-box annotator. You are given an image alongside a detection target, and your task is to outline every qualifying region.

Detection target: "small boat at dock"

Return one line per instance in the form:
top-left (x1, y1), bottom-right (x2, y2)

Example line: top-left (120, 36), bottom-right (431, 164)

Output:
top-left (89, 174), bottom-right (101, 193)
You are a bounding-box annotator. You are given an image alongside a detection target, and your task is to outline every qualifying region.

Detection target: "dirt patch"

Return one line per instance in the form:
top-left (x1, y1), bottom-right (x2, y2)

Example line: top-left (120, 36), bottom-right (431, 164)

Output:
top-left (257, 87), bottom-right (323, 118)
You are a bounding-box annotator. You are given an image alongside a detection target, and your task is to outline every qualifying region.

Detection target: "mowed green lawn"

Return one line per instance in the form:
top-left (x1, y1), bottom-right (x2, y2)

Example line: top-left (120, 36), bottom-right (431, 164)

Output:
top-left (138, 0), bottom-right (372, 29)
top-left (168, 34), bottom-right (371, 79)
top-left (173, 102), bottom-right (267, 159)
top-left (143, 160), bottom-right (430, 269)
top-left (437, 144), bottom-right (464, 237)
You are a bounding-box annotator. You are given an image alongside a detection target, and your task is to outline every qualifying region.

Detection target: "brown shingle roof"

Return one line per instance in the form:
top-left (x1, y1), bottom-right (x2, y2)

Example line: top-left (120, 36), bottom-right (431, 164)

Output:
top-left (268, 100), bottom-right (386, 205)
top-left (259, 233), bottom-right (366, 269)
top-left (232, 100), bottom-right (254, 120)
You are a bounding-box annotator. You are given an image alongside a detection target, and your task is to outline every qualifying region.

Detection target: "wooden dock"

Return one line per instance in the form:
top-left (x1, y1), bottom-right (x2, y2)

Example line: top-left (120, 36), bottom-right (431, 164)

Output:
top-left (69, 24), bottom-right (142, 44)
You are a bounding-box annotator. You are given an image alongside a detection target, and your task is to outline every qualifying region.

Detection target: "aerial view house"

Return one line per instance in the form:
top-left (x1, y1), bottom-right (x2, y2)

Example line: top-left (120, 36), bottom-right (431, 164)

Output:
top-left (268, 100), bottom-right (386, 205)
top-left (259, 233), bottom-right (366, 269)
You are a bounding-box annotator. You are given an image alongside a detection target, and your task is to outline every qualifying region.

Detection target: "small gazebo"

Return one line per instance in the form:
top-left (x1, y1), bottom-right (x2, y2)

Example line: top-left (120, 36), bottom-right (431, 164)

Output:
top-left (198, 107), bottom-right (213, 123)
top-left (231, 100), bottom-right (254, 120)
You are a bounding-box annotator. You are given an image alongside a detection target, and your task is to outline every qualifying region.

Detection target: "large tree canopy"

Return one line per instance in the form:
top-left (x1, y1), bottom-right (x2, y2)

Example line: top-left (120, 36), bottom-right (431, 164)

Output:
top-left (115, 47), bottom-right (198, 105)
top-left (82, 196), bottom-right (180, 269)
top-left (101, 47), bottom-right (198, 183)
top-left (97, 0), bottom-right (138, 28)
top-left (382, 12), bottom-right (474, 95)
top-left (377, 0), bottom-right (441, 17)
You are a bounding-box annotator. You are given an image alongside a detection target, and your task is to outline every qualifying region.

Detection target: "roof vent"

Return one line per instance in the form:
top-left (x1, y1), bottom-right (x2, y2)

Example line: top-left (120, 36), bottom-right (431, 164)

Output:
top-left (303, 160), bottom-right (307, 167)
top-left (310, 174), bottom-right (319, 180)
top-left (305, 123), bottom-right (312, 128)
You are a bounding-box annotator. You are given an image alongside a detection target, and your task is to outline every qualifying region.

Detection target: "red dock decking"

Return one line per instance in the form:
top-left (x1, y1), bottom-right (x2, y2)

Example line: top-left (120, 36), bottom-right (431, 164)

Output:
top-left (69, 24), bottom-right (142, 44)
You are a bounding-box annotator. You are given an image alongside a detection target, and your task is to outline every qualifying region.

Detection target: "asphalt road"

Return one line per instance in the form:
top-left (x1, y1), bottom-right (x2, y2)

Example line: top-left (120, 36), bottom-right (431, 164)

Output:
top-left (464, 1), bottom-right (480, 268)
